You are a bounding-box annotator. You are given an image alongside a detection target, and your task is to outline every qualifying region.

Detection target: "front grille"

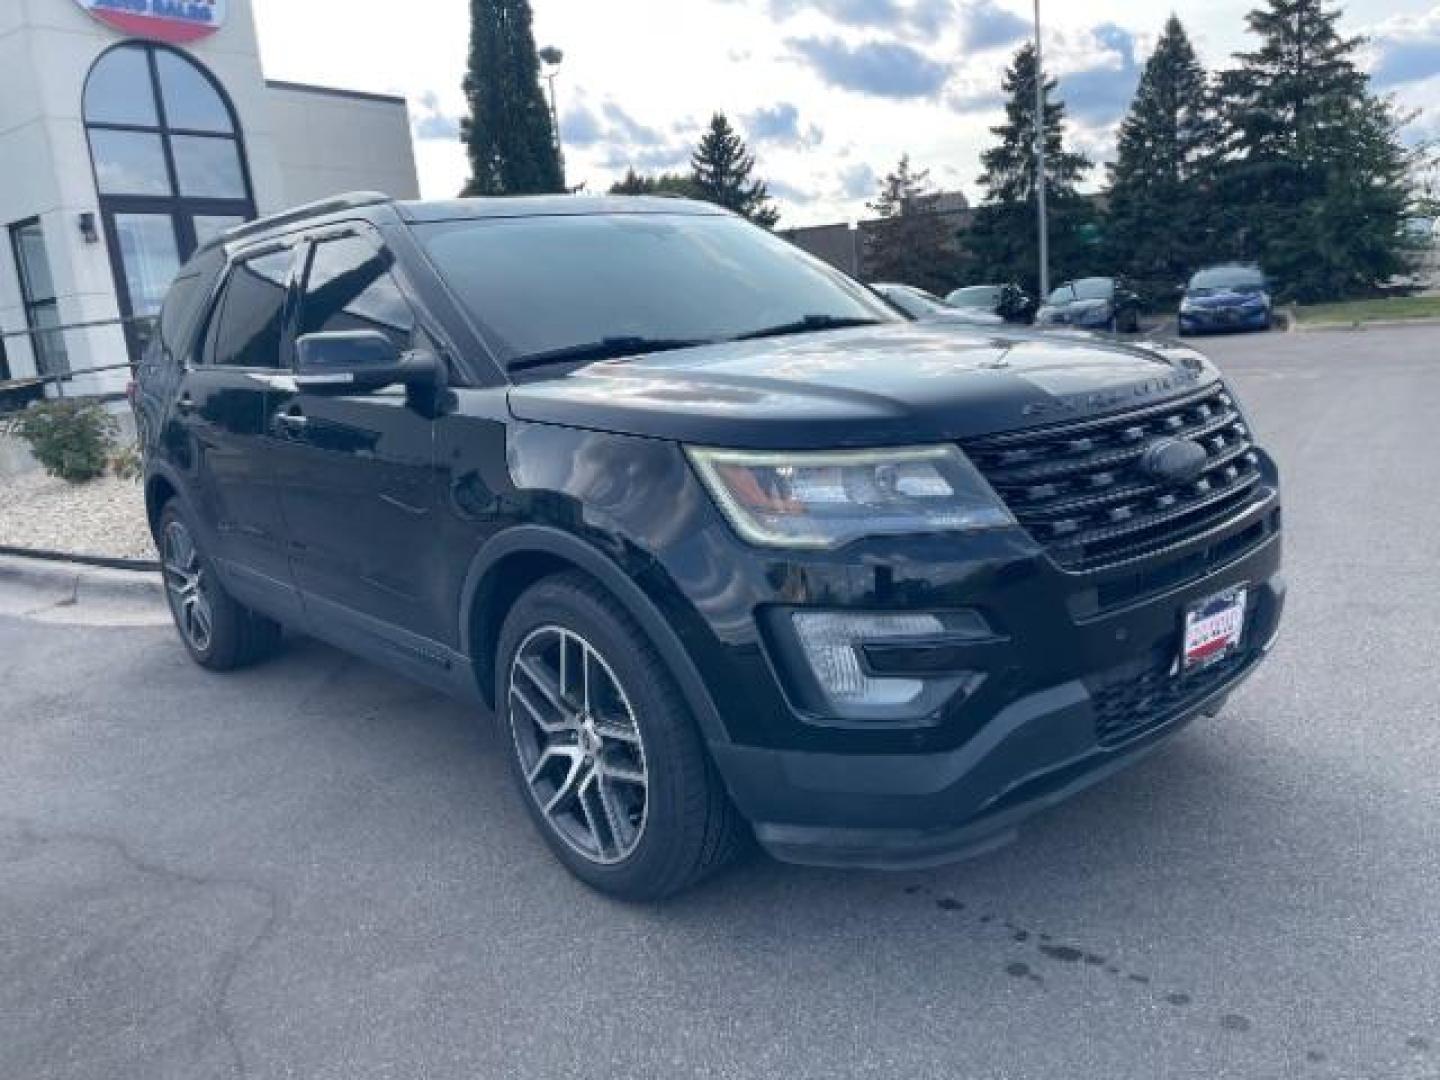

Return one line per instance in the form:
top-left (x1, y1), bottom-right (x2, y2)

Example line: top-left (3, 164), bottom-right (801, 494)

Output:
top-left (962, 383), bottom-right (1263, 571)
top-left (1090, 648), bottom-right (1253, 747)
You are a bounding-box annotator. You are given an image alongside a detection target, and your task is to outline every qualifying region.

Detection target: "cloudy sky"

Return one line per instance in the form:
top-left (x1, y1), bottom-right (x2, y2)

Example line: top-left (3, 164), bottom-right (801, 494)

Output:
top-left (251, 0), bottom-right (1440, 227)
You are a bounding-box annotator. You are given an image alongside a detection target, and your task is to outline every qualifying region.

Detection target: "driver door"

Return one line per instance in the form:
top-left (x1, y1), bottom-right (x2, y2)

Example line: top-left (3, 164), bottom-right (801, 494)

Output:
top-left (266, 227), bottom-right (447, 651)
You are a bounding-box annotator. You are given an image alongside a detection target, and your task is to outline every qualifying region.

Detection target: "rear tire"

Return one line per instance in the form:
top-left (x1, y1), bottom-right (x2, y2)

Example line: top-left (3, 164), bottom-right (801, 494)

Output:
top-left (158, 501), bottom-right (282, 672)
top-left (496, 571), bottom-right (746, 900)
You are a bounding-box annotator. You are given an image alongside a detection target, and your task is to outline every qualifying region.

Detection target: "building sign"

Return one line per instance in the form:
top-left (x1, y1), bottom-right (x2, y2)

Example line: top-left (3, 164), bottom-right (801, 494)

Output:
top-left (74, 0), bottom-right (227, 44)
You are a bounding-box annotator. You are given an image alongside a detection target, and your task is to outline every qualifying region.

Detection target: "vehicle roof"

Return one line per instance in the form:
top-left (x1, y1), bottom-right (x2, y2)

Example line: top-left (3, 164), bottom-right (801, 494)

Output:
top-left (201, 192), bottom-right (731, 254)
top-left (395, 195), bottom-right (730, 222)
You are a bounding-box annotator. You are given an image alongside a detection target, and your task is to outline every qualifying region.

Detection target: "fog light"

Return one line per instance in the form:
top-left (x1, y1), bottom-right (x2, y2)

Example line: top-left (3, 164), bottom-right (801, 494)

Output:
top-left (791, 612), bottom-right (944, 707)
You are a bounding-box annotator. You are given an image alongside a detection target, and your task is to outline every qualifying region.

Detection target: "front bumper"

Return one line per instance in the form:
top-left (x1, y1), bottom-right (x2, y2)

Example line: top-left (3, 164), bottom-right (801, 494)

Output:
top-left (1037, 308), bottom-right (1112, 329)
top-left (702, 523), bottom-right (1285, 869)
top-left (1179, 307), bottom-right (1269, 333)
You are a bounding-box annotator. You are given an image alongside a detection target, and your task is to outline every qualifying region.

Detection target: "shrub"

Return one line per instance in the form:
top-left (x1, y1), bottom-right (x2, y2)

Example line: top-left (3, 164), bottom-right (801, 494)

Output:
top-left (11, 399), bottom-right (119, 482)
top-left (110, 441), bottom-right (143, 481)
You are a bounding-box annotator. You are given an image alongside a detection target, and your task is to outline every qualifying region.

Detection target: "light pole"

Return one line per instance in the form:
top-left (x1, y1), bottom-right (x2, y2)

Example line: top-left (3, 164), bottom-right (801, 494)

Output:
top-left (1032, 0), bottom-right (1050, 299)
top-left (538, 46), bottom-right (565, 177)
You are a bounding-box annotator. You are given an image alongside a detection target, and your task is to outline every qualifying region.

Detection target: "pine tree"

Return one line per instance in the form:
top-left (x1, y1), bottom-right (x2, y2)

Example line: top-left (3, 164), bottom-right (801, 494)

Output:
top-left (689, 113), bottom-right (780, 228)
top-left (963, 43), bottom-right (1093, 294)
top-left (1216, 0), bottom-right (1412, 299)
top-left (460, 0), bottom-right (564, 196)
top-left (864, 155), bottom-right (957, 292)
top-left (1105, 17), bottom-right (1221, 302)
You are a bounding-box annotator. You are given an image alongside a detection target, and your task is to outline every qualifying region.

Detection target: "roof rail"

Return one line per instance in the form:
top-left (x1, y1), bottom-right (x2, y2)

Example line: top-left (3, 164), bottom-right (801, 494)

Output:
top-left (216, 191), bottom-right (393, 246)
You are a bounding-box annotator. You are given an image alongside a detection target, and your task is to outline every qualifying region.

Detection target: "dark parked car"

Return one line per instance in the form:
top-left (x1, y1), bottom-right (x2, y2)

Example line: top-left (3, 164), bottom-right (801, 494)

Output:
top-left (134, 193), bottom-right (1284, 900)
top-left (871, 282), bottom-right (1004, 326)
top-left (1035, 277), bottom-right (1143, 332)
top-left (1179, 265), bottom-right (1273, 335)
top-left (946, 283), bottom-right (1035, 323)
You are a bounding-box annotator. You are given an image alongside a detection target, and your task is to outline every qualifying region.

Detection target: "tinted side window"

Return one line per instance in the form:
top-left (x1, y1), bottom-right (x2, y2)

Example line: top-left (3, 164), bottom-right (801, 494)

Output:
top-left (297, 235), bottom-right (415, 348)
top-left (210, 249), bottom-right (292, 368)
top-left (157, 249), bottom-right (222, 365)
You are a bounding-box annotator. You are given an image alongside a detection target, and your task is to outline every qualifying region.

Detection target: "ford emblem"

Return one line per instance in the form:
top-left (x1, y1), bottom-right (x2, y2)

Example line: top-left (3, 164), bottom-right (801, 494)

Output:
top-left (1140, 437), bottom-right (1208, 485)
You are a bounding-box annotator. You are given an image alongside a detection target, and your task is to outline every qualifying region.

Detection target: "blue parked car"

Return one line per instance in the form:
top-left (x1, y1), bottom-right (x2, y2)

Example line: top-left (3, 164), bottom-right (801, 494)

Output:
top-left (1178, 265), bottom-right (1273, 335)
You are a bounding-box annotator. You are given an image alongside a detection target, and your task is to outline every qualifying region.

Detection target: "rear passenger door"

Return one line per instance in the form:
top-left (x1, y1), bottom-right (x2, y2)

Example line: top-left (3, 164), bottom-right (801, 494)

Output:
top-left (167, 244), bottom-right (299, 609)
top-left (266, 227), bottom-right (447, 650)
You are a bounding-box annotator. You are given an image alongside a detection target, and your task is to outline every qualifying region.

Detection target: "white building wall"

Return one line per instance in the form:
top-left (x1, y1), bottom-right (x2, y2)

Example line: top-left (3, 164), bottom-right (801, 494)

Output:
top-left (264, 83), bottom-right (419, 206)
top-left (0, 0), bottom-right (418, 395)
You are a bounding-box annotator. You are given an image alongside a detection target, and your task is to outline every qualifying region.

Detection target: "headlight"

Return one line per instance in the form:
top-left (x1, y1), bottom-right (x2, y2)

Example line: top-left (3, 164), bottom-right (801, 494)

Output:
top-left (686, 445), bottom-right (1015, 549)
top-left (1179, 299), bottom-right (1196, 313)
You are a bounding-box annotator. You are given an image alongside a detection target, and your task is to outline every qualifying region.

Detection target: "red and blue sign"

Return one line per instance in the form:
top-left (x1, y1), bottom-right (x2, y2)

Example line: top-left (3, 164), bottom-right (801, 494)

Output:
top-left (75, 0), bottom-right (227, 45)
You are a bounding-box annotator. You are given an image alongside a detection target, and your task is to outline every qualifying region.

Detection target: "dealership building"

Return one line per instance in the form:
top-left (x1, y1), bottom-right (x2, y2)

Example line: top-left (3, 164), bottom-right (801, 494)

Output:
top-left (0, 0), bottom-right (420, 397)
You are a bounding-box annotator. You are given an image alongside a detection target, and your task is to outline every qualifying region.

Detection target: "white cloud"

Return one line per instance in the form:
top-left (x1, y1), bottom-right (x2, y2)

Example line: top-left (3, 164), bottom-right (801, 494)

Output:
top-left (251, 0), bottom-right (1438, 226)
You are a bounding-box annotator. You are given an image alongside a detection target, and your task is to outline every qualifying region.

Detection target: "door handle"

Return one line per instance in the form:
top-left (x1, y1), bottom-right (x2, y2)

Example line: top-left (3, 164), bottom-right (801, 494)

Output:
top-left (274, 410), bottom-right (308, 435)
top-left (175, 394), bottom-right (195, 416)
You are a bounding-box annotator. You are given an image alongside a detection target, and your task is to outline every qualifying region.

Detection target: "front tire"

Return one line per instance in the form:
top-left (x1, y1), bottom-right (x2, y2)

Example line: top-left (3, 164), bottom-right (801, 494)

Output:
top-left (496, 571), bottom-right (745, 900)
top-left (158, 501), bottom-right (281, 671)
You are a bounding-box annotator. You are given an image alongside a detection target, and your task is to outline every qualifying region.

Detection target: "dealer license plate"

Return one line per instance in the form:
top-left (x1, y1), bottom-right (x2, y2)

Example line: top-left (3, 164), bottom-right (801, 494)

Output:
top-left (1182, 587), bottom-right (1248, 671)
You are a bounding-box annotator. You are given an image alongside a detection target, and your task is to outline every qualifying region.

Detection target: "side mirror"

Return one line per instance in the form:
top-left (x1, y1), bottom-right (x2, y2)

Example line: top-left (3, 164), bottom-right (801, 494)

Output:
top-left (294, 330), bottom-right (440, 393)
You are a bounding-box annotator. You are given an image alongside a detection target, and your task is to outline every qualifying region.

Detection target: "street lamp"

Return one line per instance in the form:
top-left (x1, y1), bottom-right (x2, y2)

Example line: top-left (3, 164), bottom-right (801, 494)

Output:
top-left (1032, 0), bottom-right (1050, 299)
top-left (538, 45), bottom-right (565, 170)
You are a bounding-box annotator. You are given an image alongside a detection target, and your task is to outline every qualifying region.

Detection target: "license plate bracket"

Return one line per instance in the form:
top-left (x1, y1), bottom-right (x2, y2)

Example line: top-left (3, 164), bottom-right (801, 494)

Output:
top-left (1181, 585), bottom-right (1248, 672)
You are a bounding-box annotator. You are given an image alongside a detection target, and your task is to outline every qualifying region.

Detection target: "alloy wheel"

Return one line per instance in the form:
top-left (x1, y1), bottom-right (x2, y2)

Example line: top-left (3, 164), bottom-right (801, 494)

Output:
top-left (507, 625), bottom-right (650, 865)
top-left (162, 519), bottom-right (214, 654)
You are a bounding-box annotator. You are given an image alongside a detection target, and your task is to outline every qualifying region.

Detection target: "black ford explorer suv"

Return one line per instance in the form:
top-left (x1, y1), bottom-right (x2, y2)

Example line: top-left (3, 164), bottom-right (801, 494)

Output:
top-left (134, 193), bottom-right (1285, 900)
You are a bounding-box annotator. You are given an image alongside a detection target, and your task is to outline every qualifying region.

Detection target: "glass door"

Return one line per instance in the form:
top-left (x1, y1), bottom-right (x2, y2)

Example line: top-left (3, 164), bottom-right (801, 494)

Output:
top-left (104, 209), bottom-right (183, 361)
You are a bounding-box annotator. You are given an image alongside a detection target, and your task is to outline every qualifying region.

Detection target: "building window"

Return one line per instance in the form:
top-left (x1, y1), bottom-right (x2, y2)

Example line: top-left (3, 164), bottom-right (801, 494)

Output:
top-left (8, 218), bottom-right (69, 377)
top-left (84, 44), bottom-right (250, 205)
top-left (83, 43), bottom-right (256, 363)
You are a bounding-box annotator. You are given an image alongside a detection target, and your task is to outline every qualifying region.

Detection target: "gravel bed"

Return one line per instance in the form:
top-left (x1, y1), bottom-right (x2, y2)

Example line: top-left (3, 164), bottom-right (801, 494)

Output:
top-left (0, 471), bottom-right (154, 561)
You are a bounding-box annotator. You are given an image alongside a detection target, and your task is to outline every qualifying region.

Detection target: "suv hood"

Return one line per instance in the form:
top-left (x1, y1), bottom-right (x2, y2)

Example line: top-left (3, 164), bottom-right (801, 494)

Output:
top-left (506, 323), bottom-right (1216, 449)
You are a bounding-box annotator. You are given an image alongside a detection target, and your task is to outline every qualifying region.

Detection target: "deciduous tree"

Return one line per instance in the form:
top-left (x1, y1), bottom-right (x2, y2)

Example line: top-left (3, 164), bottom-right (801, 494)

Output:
top-left (608, 169), bottom-right (697, 197)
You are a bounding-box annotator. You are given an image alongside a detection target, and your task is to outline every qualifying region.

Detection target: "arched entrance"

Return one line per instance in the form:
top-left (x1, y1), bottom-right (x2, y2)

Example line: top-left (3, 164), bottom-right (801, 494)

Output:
top-left (84, 42), bottom-right (256, 358)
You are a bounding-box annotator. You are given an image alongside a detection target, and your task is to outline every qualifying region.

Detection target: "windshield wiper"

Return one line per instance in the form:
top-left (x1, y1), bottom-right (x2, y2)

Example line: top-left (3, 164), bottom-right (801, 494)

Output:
top-left (731, 314), bottom-right (886, 342)
top-left (508, 336), bottom-right (715, 374)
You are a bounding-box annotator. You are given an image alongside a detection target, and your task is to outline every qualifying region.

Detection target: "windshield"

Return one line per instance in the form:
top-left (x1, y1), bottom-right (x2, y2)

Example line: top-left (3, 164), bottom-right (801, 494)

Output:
top-left (416, 212), bottom-right (897, 368)
top-left (950, 286), bottom-right (1000, 308)
top-left (1189, 266), bottom-right (1265, 291)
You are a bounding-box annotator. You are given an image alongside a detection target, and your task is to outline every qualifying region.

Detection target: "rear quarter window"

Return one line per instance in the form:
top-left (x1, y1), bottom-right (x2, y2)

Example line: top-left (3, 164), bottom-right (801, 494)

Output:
top-left (155, 249), bottom-right (223, 365)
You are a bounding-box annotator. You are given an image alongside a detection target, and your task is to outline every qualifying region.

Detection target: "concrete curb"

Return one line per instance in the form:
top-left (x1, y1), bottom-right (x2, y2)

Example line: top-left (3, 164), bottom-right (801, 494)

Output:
top-left (1290, 315), bottom-right (1440, 333)
top-left (0, 551), bottom-right (166, 626)
top-left (0, 544), bottom-right (157, 572)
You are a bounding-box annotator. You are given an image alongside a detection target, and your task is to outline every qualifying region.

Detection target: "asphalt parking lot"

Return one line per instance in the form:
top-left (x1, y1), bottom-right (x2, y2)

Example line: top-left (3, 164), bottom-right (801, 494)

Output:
top-left (2, 324), bottom-right (1438, 1080)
